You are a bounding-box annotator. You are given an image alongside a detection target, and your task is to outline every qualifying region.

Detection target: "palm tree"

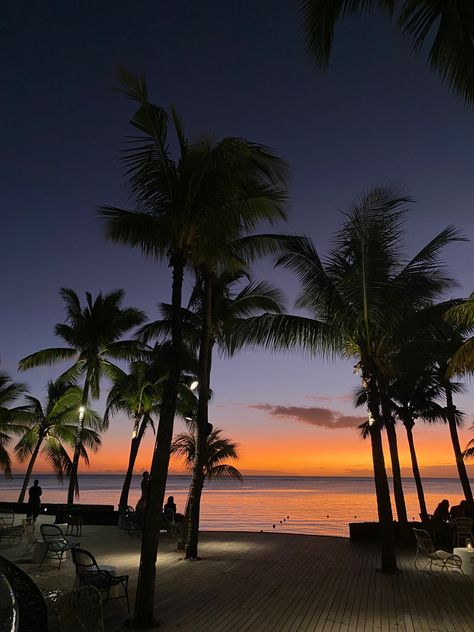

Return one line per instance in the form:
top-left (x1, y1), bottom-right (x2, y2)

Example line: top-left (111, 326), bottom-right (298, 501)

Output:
top-left (181, 269), bottom-right (284, 559)
top-left (0, 370), bottom-right (28, 478)
top-left (301, 1), bottom-right (474, 107)
top-left (105, 361), bottom-right (161, 510)
top-left (172, 426), bottom-right (243, 483)
top-left (18, 288), bottom-right (144, 503)
top-left (100, 69), bottom-right (288, 627)
top-left (13, 381), bottom-right (102, 502)
top-left (229, 185), bottom-right (461, 572)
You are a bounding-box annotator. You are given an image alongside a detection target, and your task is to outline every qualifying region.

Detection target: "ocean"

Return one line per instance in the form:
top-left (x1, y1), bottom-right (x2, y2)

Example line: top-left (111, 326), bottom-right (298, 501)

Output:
top-left (0, 474), bottom-right (467, 537)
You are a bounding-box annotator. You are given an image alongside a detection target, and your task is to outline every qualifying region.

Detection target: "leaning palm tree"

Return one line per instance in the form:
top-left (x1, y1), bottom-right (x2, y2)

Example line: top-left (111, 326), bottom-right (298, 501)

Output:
top-left (230, 186), bottom-right (462, 572)
top-left (301, 1), bottom-right (474, 107)
top-left (13, 381), bottom-right (102, 502)
top-left (18, 288), bottom-right (144, 503)
top-left (0, 370), bottom-right (28, 477)
top-left (100, 69), bottom-right (288, 627)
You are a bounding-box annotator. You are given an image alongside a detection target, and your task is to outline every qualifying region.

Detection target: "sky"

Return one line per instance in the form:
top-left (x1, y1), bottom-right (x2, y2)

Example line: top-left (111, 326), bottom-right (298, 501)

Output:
top-left (1, 0), bottom-right (474, 480)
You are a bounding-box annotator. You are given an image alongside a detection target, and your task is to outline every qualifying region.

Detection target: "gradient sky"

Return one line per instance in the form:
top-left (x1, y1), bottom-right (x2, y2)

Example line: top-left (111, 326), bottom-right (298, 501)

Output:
top-left (1, 1), bottom-right (473, 480)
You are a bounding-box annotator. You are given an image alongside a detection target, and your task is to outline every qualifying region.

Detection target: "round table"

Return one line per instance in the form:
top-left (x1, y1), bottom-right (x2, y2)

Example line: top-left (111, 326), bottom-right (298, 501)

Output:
top-left (453, 547), bottom-right (474, 575)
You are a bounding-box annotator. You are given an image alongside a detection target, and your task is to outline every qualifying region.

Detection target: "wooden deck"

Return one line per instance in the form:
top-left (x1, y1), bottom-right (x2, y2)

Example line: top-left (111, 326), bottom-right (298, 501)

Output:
top-left (2, 522), bottom-right (474, 631)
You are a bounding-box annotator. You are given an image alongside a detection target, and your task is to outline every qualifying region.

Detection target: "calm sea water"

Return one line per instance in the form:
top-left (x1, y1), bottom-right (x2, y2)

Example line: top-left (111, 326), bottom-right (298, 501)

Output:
top-left (0, 474), bottom-right (468, 537)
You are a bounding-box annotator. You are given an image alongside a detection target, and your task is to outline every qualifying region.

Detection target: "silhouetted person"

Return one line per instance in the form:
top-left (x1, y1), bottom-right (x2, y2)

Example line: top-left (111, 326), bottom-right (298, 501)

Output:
top-left (450, 500), bottom-right (467, 520)
top-left (27, 479), bottom-right (42, 520)
top-left (141, 471), bottom-right (150, 496)
top-left (135, 471), bottom-right (150, 519)
top-left (433, 499), bottom-right (450, 522)
top-left (163, 495), bottom-right (184, 524)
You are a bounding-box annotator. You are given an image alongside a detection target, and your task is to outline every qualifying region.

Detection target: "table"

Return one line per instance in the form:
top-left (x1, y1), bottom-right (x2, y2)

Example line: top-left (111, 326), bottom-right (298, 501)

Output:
top-left (453, 547), bottom-right (474, 575)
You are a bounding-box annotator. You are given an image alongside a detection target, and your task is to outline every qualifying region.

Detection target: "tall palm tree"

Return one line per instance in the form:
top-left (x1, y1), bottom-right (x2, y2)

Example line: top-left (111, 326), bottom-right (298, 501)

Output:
top-left (229, 186), bottom-right (461, 572)
top-left (183, 268), bottom-right (284, 559)
top-left (13, 381), bottom-right (102, 502)
top-left (18, 288), bottom-right (144, 503)
top-left (105, 361), bottom-right (162, 510)
top-left (0, 370), bottom-right (28, 478)
top-left (301, 0), bottom-right (474, 107)
top-left (100, 69), bottom-right (288, 627)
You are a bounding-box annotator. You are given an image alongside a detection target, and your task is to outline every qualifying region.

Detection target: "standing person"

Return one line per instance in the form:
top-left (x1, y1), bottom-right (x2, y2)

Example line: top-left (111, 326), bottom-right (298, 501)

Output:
top-left (135, 472), bottom-right (150, 516)
top-left (27, 479), bottom-right (42, 520)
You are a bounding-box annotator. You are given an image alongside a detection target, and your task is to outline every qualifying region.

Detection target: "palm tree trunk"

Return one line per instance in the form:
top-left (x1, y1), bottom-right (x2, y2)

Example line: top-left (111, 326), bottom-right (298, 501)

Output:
top-left (403, 420), bottom-right (428, 521)
top-left (362, 367), bottom-right (397, 572)
top-left (18, 437), bottom-right (43, 504)
top-left (119, 413), bottom-right (147, 510)
top-left (133, 254), bottom-right (185, 629)
top-left (379, 385), bottom-right (408, 527)
top-left (445, 382), bottom-right (473, 503)
top-left (67, 380), bottom-right (90, 504)
top-left (185, 274), bottom-right (213, 560)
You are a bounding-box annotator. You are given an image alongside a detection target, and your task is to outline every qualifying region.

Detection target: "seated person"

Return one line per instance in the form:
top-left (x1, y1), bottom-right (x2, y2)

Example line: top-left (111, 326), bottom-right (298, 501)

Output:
top-left (433, 499), bottom-right (450, 522)
top-left (163, 496), bottom-right (184, 524)
top-left (450, 500), bottom-right (467, 520)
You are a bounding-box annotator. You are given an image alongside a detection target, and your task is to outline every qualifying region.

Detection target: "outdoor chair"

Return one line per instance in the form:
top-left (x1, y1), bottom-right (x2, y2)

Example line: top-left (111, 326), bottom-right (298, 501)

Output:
top-left (0, 513), bottom-right (24, 546)
top-left (0, 554), bottom-right (47, 632)
top-left (452, 517), bottom-right (474, 547)
top-left (71, 547), bottom-right (130, 612)
top-left (56, 584), bottom-right (104, 632)
top-left (22, 518), bottom-right (38, 552)
top-left (40, 524), bottom-right (79, 570)
top-left (159, 510), bottom-right (180, 536)
top-left (413, 528), bottom-right (463, 572)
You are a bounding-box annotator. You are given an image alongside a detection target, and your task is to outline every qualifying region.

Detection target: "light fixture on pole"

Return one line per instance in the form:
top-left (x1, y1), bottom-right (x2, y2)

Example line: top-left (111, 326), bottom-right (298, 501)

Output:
top-left (190, 380), bottom-right (199, 392)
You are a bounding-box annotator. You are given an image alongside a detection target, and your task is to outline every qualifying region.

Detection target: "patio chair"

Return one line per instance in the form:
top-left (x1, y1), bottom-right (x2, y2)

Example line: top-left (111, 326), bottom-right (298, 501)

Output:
top-left (452, 517), bottom-right (474, 547)
top-left (413, 528), bottom-right (463, 572)
top-left (40, 524), bottom-right (79, 570)
top-left (56, 584), bottom-right (104, 632)
top-left (71, 548), bottom-right (130, 612)
top-left (0, 513), bottom-right (24, 547)
top-left (0, 554), bottom-right (47, 632)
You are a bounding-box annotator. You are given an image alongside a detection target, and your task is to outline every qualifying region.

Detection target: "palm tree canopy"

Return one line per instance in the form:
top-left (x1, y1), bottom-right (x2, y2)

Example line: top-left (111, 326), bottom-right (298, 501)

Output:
top-left (229, 186), bottom-right (462, 371)
top-left (99, 69), bottom-right (289, 270)
top-left (12, 380), bottom-right (102, 482)
top-left (171, 427), bottom-right (243, 482)
top-left (444, 295), bottom-right (474, 376)
top-left (301, 0), bottom-right (474, 107)
top-left (0, 370), bottom-right (29, 477)
top-left (18, 288), bottom-right (145, 398)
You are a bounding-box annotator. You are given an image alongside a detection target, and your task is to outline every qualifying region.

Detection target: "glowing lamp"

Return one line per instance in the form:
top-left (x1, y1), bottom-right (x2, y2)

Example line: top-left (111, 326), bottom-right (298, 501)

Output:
top-left (190, 380), bottom-right (199, 392)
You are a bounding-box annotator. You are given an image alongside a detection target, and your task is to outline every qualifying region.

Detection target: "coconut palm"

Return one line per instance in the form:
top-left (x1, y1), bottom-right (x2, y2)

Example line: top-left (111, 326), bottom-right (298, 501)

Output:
top-left (0, 370), bottom-right (28, 477)
top-left (301, 1), bottom-right (474, 107)
top-left (18, 288), bottom-right (144, 503)
top-left (100, 69), bottom-right (288, 626)
top-left (180, 268), bottom-right (284, 559)
top-left (172, 426), bottom-right (243, 483)
top-left (13, 381), bottom-right (102, 502)
top-left (229, 185), bottom-right (462, 572)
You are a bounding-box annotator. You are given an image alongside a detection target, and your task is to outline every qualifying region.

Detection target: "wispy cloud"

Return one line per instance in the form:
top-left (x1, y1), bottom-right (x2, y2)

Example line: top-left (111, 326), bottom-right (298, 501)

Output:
top-left (304, 393), bottom-right (354, 404)
top-left (250, 403), bottom-right (365, 429)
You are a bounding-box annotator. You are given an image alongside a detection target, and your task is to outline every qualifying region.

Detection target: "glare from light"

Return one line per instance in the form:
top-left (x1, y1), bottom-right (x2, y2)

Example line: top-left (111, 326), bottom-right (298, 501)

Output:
top-left (190, 380), bottom-right (199, 392)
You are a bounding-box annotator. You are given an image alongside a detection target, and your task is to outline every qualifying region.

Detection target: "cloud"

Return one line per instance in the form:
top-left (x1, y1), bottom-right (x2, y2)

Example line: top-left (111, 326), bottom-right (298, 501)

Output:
top-left (250, 403), bottom-right (365, 429)
top-left (304, 393), bottom-right (354, 404)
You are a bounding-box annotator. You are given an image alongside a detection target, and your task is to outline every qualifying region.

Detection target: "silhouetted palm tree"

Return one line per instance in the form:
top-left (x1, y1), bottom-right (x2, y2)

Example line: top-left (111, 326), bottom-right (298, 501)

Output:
top-left (0, 370), bottom-right (28, 477)
top-left (301, 0), bottom-right (474, 107)
top-left (229, 185), bottom-right (462, 572)
top-left (13, 381), bottom-right (102, 502)
top-left (18, 288), bottom-right (144, 503)
top-left (100, 68), bottom-right (288, 627)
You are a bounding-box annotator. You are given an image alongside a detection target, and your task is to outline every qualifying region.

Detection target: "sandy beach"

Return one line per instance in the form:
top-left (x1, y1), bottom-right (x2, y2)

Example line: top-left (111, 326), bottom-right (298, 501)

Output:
top-left (1, 515), bottom-right (474, 631)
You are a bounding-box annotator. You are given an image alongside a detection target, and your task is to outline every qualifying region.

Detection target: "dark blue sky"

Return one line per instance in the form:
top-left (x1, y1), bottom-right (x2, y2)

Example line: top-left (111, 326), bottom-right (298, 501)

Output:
top-left (1, 1), bottom-right (473, 475)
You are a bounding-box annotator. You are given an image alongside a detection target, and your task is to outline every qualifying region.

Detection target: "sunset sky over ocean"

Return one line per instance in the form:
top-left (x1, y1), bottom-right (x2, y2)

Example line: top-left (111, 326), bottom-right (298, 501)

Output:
top-left (2, 1), bottom-right (473, 479)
